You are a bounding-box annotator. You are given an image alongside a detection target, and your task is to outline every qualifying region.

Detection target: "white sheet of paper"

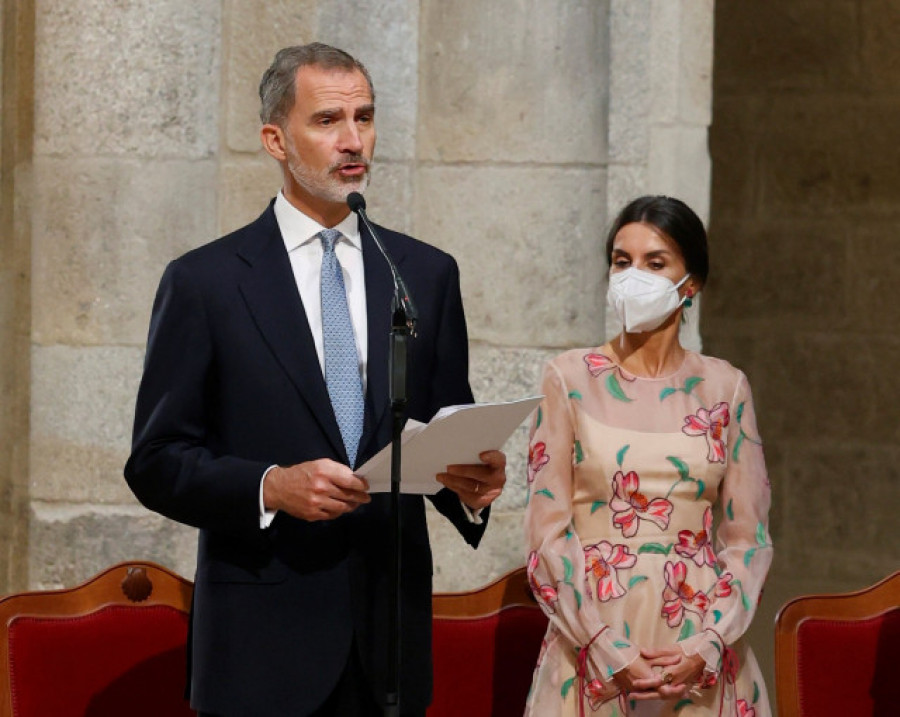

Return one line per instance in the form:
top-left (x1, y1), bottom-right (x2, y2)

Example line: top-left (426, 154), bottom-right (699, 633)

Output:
top-left (356, 395), bottom-right (542, 494)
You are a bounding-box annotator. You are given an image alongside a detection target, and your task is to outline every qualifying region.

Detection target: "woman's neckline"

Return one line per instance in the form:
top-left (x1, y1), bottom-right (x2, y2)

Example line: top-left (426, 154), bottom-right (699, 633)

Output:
top-left (596, 344), bottom-right (694, 381)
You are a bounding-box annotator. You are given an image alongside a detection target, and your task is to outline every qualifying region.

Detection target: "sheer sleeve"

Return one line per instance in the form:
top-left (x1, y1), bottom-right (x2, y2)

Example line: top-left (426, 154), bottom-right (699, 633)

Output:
top-left (679, 371), bottom-right (773, 674)
top-left (524, 360), bottom-right (641, 686)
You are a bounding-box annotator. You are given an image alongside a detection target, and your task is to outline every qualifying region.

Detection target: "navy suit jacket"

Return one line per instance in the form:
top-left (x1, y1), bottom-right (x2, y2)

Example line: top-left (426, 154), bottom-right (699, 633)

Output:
top-left (125, 201), bottom-right (487, 715)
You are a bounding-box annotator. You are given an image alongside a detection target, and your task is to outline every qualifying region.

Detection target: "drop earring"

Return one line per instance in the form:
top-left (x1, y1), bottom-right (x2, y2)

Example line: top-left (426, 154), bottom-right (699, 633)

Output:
top-left (683, 288), bottom-right (694, 308)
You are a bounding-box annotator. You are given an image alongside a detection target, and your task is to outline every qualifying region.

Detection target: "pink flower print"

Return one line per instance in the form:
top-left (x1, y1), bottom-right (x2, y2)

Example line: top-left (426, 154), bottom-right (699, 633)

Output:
top-left (583, 678), bottom-right (606, 710)
top-left (661, 561), bottom-right (710, 628)
top-left (736, 699), bottom-right (755, 717)
top-left (527, 550), bottom-right (559, 614)
top-left (714, 572), bottom-right (734, 598)
top-left (584, 352), bottom-right (616, 378)
top-left (682, 402), bottom-right (730, 463)
top-left (583, 541), bottom-right (637, 602)
top-left (610, 471), bottom-right (673, 538)
top-left (528, 441), bottom-right (550, 484)
top-left (674, 507), bottom-right (716, 567)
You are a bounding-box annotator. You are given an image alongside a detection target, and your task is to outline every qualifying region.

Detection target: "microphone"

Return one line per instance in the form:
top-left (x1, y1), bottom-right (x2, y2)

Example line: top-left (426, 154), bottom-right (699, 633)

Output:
top-left (347, 192), bottom-right (418, 335)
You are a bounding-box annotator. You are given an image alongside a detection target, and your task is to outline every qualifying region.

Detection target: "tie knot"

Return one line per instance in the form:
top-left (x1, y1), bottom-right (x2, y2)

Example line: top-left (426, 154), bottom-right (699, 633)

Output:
top-left (319, 229), bottom-right (342, 253)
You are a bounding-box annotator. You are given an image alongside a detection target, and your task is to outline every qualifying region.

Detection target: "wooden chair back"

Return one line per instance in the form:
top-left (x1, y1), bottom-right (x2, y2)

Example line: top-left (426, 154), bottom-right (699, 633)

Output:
top-left (0, 561), bottom-right (195, 717)
top-left (774, 570), bottom-right (900, 716)
top-left (428, 566), bottom-right (548, 717)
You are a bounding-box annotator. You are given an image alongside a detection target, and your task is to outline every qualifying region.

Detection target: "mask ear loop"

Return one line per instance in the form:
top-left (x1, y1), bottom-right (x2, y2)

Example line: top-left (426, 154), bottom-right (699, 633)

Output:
top-left (676, 274), bottom-right (692, 307)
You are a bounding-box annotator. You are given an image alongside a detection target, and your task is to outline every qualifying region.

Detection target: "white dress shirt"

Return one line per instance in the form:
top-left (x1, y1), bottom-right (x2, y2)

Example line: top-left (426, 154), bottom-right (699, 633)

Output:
top-left (275, 191), bottom-right (368, 388)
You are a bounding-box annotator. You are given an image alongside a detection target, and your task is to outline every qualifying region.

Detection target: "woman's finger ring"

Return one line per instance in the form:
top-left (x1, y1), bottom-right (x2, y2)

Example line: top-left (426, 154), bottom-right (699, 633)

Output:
top-left (661, 671), bottom-right (673, 684)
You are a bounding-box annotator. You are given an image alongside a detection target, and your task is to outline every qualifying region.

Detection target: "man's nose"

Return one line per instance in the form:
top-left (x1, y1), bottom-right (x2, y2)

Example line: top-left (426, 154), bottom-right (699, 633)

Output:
top-left (338, 122), bottom-right (364, 154)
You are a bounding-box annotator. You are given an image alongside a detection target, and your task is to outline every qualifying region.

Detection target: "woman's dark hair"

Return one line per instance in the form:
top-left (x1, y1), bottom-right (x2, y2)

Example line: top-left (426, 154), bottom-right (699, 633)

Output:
top-left (605, 195), bottom-right (709, 285)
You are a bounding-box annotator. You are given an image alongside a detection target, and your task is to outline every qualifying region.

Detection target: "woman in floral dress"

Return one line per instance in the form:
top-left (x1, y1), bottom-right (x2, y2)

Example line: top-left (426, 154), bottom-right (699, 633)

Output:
top-left (524, 196), bottom-right (772, 717)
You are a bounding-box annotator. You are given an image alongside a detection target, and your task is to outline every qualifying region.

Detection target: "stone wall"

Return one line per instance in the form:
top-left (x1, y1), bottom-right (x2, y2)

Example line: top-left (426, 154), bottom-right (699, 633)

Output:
top-left (706, 0), bottom-right (900, 692)
top-left (1, 0), bottom-right (715, 595)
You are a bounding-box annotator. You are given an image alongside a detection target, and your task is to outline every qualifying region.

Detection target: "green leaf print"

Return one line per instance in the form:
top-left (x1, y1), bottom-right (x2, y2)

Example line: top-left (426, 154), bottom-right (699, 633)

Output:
top-left (660, 387), bottom-right (677, 401)
top-left (627, 575), bottom-right (648, 588)
top-left (536, 406), bottom-right (542, 429)
top-left (744, 547), bottom-right (758, 567)
top-left (561, 676), bottom-right (576, 699)
top-left (733, 581), bottom-right (752, 611)
top-left (535, 488), bottom-right (555, 500)
top-left (756, 522), bottom-right (767, 545)
top-left (736, 401), bottom-right (745, 423)
top-left (726, 499), bottom-right (734, 520)
top-left (590, 500), bottom-right (607, 514)
top-left (562, 556), bottom-right (574, 584)
top-left (574, 440), bottom-right (584, 464)
top-left (674, 699), bottom-right (694, 712)
top-left (637, 543), bottom-right (672, 555)
top-left (753, 681), bottom-right (760, 704)
top-left (624, 621), bottom-right (631, 639)
top-left (574, 589), bottom-right (582, 609)
top-left (695, 479), bottom-right (705, 499)
top-left (613, 640), bottom-right (631, 649)
top-left (616, 444), bottom-right (630, 467)
top-left (713, 609), bottom-right (723, 624)
top-left (732, 432), bottom-right (745, 462)
top-left (666, 455), bottom-right (690, 480)
top-left (568, 390), bottom-right (582, 401)
top-left (683, 376), bottom-right (704, 393)
top-left (605, 373), bottom-right (633, 402)
top-left (677, 619), bottom-right (696, 641)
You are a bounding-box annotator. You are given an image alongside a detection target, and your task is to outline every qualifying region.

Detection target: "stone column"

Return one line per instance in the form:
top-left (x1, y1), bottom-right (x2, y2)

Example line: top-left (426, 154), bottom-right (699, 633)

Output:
top-left (414, 0), bottom-right (714, 590)
top-left (0, 0), bottom-right (35, 593)
top-left (27, 0), bottom-right (222, 587)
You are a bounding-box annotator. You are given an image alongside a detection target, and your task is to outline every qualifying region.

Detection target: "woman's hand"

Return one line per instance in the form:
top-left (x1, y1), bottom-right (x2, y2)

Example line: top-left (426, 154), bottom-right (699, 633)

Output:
top-left (626, 647), bottom-right (706, 701)
top-left (611, 656), bottom-right (659, 697)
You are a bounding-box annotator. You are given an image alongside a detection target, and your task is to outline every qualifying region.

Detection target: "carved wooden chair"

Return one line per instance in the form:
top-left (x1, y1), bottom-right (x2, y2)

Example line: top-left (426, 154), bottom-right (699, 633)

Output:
top-left (774, 570), bottom-right (900, 717)
top-left (428, 566), bottom-right (548, 717)
top-left (0, 561), bottom-right (195, 717)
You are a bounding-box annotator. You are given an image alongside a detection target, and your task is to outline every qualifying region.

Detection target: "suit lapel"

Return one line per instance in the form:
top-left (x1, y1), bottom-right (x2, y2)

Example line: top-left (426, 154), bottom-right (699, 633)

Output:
top-left (236, 207), bottom-right (348, 462)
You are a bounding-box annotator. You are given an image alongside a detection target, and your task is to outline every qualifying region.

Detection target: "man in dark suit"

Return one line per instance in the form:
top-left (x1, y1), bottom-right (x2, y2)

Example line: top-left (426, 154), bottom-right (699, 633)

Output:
top-left (124, 43), bottom-right (506, 716)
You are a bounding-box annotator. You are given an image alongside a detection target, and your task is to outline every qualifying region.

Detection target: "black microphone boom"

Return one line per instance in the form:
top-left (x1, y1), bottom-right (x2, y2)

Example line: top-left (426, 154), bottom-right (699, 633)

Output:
top-left (347, 192), bottom-right (418, 335)
top-left (346, 189), bottom-right (413, 717)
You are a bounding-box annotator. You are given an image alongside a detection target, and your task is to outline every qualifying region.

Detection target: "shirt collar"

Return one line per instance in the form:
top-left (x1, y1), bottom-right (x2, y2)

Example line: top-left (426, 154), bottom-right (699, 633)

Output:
top-left (274, 191), bottom-right (361, 252)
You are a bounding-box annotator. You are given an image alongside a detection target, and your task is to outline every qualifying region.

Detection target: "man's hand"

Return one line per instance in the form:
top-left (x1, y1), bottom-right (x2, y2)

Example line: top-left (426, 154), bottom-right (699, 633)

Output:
top-left (436, 450), bottom-right (506, 510)
top-left (264, 459), bottom-right (370, 521)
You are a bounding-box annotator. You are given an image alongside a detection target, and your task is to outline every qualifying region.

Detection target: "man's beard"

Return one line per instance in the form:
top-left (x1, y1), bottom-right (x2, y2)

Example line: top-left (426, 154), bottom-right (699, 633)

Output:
top-left (285, 140), bottom-right (371, 204)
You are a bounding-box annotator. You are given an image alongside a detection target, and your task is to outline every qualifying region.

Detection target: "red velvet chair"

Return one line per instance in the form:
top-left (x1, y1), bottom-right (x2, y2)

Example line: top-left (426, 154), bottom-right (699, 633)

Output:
top-left (774, 570), bottom-right (900, 717)
top-left (428, 566), bottom-right (548, 717)
top-left (0, 561), bottom-right (195, 717)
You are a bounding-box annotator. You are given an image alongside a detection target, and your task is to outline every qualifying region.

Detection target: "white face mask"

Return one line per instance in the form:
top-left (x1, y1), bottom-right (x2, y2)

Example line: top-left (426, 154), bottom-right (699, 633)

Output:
top-left (607, 267), bottom-right (690, 333)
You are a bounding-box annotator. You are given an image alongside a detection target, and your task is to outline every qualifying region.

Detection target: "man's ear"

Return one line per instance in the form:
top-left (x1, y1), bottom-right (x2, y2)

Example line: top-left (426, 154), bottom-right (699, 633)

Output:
top-left (260, 123), bottom-right (287, 162)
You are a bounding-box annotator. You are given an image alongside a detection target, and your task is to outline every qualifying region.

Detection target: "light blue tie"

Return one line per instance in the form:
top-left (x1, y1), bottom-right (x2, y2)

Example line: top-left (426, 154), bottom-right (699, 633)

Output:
top-left (319, 229), bottom-right (365, 466)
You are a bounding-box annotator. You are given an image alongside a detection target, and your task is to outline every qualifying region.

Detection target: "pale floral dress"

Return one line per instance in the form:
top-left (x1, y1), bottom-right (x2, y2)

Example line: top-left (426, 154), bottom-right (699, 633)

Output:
top-left (524, 349), bottom-right (773, 717)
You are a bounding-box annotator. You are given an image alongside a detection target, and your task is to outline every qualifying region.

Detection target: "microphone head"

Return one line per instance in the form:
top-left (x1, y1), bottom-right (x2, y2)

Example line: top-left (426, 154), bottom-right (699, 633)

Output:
top-left (347, 192), bottom-right (366, 213)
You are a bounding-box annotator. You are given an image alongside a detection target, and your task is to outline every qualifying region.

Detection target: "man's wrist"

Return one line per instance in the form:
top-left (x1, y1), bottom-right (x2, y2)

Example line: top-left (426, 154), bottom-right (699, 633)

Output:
top-left (260, 465), bottom-right (280, 528)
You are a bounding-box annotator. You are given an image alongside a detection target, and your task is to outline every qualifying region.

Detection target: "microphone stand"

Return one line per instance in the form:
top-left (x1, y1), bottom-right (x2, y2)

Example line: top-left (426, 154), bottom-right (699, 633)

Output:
top-left (385, 297), bottom-right (409, 717)
top-left (348, 193), bottom-right (416, 717)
